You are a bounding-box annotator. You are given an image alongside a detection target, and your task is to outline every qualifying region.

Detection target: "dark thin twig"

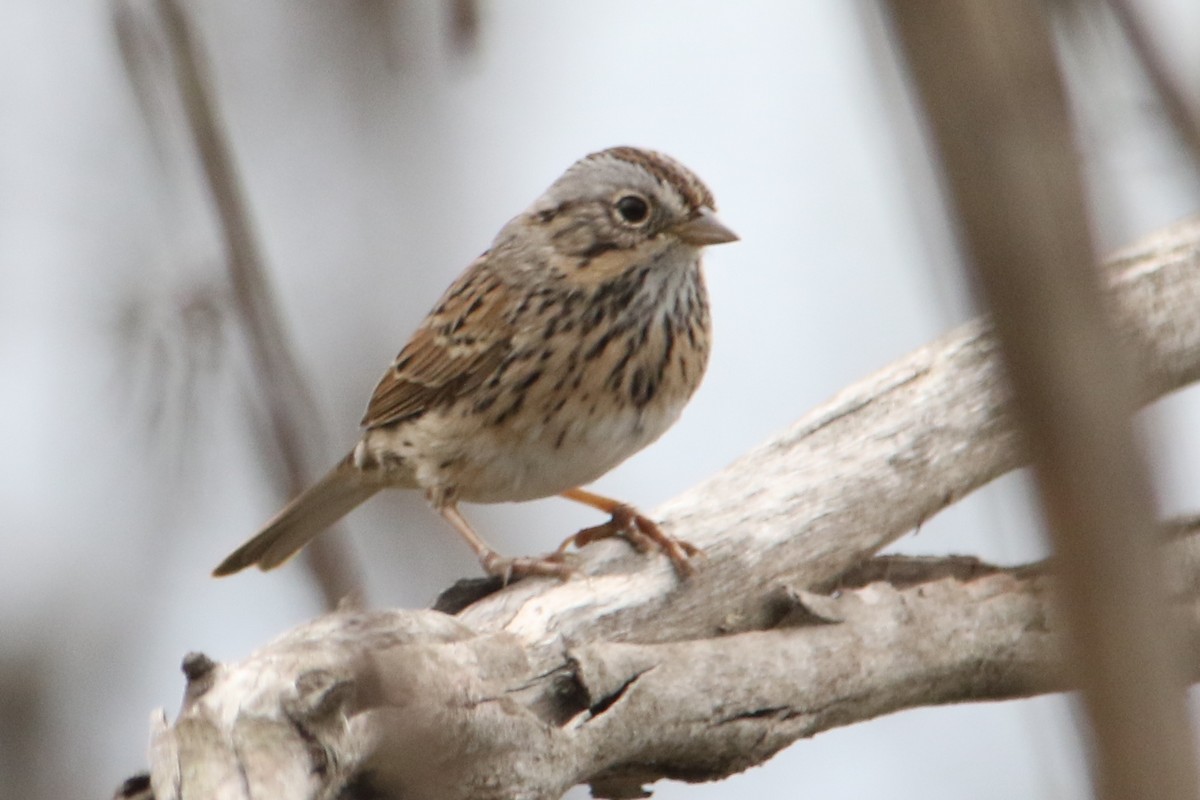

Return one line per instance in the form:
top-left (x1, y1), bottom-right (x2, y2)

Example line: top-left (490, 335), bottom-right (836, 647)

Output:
top-left (128, 0), bottom-right (363, 608)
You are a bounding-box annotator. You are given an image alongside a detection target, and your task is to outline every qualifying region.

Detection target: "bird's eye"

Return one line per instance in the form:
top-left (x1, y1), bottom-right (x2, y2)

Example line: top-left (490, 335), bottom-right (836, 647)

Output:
top-left (614, 194), bottom-right (650, 225)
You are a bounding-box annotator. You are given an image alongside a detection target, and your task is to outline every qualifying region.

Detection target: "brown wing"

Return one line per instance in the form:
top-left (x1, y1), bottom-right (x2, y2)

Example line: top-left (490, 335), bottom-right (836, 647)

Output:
top-left (361, 256), bottom-right (514, 430)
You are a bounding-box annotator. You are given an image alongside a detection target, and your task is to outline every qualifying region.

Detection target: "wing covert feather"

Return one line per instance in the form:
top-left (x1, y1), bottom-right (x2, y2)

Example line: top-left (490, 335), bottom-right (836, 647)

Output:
top-left (361, 257), bottom-right (514, 429)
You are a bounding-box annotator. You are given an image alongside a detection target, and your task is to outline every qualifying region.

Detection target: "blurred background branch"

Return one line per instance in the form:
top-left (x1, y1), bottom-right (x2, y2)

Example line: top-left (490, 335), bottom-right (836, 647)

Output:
top-left (1105, 0), bottom-right (1200, 165)
top-left (114, 0), bottom-right (363, 608)
top-left (886, 2), bottom-right (1197, 798)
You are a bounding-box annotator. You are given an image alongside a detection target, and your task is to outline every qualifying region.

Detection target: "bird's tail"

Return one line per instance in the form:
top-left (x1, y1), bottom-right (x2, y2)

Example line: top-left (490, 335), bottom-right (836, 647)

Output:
top-left (212, 455), bottom-right (379, 576)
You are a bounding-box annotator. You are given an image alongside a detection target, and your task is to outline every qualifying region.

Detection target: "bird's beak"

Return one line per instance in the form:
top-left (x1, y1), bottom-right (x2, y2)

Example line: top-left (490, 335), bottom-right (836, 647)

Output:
top-left (672, 208), bottom-right (739, 246)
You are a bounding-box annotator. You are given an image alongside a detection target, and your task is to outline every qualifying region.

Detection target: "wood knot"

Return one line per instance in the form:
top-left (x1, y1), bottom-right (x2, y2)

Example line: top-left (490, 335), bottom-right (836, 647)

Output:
top-left (112, 771), bottom-right (152, 800)
top-left (180, 651), bottom-right (216, 683)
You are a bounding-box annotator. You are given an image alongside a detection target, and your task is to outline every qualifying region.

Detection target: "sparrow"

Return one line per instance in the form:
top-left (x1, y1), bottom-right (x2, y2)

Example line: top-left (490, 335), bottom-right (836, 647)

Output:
top-left (213, 146), bottom-right (737, 581)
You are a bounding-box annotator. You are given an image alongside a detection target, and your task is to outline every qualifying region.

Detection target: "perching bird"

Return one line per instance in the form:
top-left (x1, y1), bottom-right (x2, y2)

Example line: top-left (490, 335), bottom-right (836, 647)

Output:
top-left (213, 146), bottom-right (737, 581)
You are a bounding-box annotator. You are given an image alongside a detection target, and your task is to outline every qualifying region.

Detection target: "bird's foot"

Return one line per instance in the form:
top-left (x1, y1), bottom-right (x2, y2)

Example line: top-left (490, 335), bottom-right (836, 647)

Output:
top-left (480, 551), bottom-right (576, 585)
top-left (556, 505), bottom-right (701, 577)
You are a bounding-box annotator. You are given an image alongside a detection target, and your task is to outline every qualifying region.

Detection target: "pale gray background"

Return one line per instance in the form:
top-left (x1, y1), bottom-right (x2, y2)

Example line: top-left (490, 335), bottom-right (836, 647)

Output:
top-left (2, 2), bottom-right (1198, 798)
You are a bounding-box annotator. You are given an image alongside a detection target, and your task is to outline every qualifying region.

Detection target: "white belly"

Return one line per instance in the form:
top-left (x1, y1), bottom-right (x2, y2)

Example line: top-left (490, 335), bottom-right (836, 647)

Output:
top-left (393, 398), bottom-right (686, 504)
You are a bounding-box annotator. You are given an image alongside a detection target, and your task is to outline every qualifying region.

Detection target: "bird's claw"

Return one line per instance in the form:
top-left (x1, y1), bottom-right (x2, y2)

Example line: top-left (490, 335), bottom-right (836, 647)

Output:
top-left (480, 552), bottom-right (577, 585)
top-left (556, 505), bottom-right (701, 577)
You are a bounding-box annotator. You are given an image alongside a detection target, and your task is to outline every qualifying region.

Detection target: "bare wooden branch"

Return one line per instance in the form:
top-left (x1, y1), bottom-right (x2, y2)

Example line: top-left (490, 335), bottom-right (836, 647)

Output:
top-left (140, 520), bottom-right (1200, 800)
top-left (126, 218), bottom-right (1200, 800)
top-left (147, 574), bottom-right (1065, 800)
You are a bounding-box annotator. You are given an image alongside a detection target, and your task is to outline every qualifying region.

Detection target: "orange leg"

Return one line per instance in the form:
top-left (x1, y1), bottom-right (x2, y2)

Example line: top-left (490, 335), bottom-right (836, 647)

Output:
top-left (437, 502), bottom-right (574, 583)
top-left (556, 487), bottom-right (701, 577)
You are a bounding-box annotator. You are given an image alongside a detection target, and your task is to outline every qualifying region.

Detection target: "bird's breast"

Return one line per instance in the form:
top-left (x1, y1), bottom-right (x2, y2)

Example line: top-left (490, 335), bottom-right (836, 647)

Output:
top-left (452, 390), bottom-right (692, 503)
top-left (365, 258), bottom-right (712, 505)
